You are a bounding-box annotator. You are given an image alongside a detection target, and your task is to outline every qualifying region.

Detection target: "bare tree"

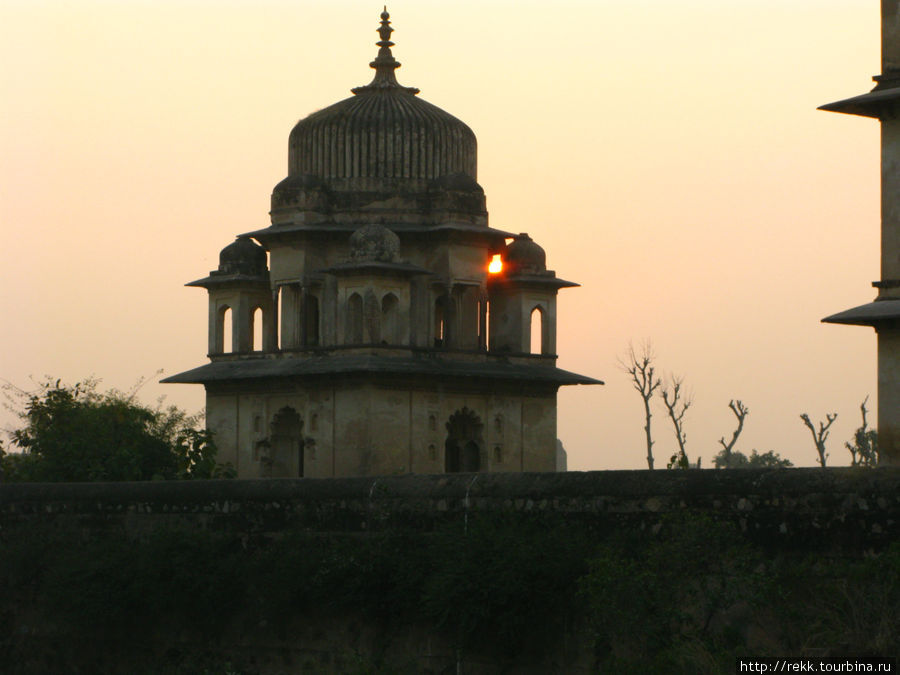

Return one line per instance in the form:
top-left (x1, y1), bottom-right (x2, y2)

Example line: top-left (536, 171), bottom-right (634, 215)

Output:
top-left (846, 396), bottom-right (878, 467)
top-left (662, 376), bottom-right (692, 469)
top-left (800, 412), bottom-right (837, 467)
top-left (718, 400), bottom-right (749, 464)
top-left (618, 342), bottom-right (662, 470)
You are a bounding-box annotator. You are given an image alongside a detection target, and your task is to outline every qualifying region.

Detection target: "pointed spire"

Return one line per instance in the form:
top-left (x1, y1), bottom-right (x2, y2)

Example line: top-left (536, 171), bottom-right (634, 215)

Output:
top-left (352, 7), bottom-right (419, 95)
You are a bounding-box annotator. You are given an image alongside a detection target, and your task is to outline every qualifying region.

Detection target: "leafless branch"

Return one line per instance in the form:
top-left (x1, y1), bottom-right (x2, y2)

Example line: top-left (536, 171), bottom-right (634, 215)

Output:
top-left (845, 396), bottom-right (878, 467)
top-left (618, 341), bottom-right (662, 470)
top-left (662, 375), bottom-right (692, 468)
top-left (800, 411), bottom-right (837, 467)
top-left (718, 399), bottom-right (749, 457)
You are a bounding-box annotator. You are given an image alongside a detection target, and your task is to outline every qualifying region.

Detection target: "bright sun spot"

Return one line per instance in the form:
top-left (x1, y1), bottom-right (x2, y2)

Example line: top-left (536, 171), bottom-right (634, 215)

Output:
top-left (488, 254), bottom-right (503, 274)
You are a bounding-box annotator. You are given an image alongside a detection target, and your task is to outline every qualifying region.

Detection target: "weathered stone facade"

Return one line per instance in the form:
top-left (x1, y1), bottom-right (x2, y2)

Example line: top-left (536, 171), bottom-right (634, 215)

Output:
top-left (164, 10), bottom-right (599, 478)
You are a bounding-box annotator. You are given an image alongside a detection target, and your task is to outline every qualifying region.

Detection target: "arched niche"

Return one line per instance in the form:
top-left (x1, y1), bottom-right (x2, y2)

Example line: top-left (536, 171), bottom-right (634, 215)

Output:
top-left (267, 407), bottom-right (304, 477)
top-left (444, 407), bottom-right (483, 473)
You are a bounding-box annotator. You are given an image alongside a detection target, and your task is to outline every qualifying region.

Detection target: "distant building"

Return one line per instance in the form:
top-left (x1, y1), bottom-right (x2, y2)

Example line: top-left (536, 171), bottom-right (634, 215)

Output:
top-left (164, 10), bottom-right (600, 478)
top-left (820, 0), bottom-right (900, 465)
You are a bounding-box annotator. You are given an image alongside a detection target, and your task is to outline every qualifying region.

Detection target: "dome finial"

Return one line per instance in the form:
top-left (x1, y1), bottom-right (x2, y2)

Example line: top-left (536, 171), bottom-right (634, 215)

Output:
top-left (352, 7), bottom-right (420, 95)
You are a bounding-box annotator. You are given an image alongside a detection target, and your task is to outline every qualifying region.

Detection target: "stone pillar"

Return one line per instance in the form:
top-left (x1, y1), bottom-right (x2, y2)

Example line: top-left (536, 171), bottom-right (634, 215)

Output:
top-left (878, 327), bottom-right (900, 464)
top-left (883, 0), bottom-right (900, 73)
top-left (881, 119), bottom-right (900, 289)
top-left (208, 297), bottom-right (219, 355)
top-left (880, 2), bottom-right (900, 464)
top-left (478, 290), bottom-right (488, 351)
top-left (300, 286), bottom-right (310, 348)
top-left (234, 295), bottom-right (251, 353)
top-left (263, 288), bottom-right (278, 352)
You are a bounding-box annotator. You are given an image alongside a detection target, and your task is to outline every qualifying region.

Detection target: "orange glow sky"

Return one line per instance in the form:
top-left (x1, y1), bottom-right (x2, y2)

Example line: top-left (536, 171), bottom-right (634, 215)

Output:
top-left (0, 1), bottom-right (882, 469)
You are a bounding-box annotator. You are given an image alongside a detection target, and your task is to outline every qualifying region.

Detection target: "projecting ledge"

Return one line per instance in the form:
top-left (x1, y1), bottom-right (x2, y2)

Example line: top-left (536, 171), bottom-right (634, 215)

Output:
top-left (819, 86), bottom-right (900, 118)
top-left (822, 299), bottom-right (900, 326)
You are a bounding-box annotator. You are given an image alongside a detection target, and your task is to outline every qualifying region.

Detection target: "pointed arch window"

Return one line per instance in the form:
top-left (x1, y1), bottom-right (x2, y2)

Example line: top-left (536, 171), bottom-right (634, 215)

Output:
top-left (251, 306), bottom-right (263, 351)
top-left (217, 305), bottom-right (233, 354)
top-left (529, 306), bottom-right (544, 355)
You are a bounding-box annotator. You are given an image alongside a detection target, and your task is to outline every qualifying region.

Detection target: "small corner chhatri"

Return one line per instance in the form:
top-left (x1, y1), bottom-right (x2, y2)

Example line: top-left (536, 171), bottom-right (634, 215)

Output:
top-left (164, 9), bottom-right (602, 478)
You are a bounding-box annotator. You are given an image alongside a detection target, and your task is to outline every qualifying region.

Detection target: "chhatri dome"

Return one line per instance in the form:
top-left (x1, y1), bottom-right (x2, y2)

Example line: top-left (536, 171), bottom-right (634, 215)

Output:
top-left (284, 9), bottom-right (477, 185)
top-left (270, 9), bottom-right (484, 227)
top-left (165, 9), bottom-right (601, 478)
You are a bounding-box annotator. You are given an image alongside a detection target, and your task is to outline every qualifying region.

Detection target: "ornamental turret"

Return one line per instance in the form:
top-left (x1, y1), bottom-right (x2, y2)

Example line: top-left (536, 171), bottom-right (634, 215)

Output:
top-left (165, 10), bottom-right (601, 478)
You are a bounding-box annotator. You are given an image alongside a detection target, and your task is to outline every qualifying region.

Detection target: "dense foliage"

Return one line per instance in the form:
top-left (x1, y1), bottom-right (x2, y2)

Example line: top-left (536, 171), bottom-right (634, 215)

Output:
top-left (713, 448), bottom-right (793, 469)
top-left (0, 512), bottom-right (896, 674)
top-left (0, 378), bottom-right (233, 481)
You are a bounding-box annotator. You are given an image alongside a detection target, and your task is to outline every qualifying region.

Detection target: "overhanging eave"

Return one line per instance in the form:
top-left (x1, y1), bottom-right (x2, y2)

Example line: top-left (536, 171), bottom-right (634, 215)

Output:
top-left (819, 87), bottom-right (900, 118)
top-left (162, 353), bottom-right (603, 387)
top-left (822, 299), bottom-right (900, 326)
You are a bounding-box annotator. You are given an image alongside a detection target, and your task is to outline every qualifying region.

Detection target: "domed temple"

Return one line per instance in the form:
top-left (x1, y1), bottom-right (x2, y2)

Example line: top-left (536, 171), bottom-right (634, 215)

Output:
top-left (164, 10), bottom-right (601, 478)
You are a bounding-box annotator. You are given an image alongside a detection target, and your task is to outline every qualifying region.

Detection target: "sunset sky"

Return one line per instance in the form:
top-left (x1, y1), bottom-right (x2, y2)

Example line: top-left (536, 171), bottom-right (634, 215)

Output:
top-left (0, 0), bottom-right (882, 470)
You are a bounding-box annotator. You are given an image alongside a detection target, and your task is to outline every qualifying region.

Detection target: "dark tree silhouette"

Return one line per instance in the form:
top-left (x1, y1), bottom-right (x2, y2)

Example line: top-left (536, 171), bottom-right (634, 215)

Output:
top-left (662, 376), bottom-right (692, 469)
top-left (718, 399), bottom-right (749, 464)
top-left (619, 342), bottom-right (662, 470)
top-left (846, 396), bottom-right (879, 467)
top-left (1, 377), bottom-right (233, 482)
top-left (800, 411), bottom-right (837, 467)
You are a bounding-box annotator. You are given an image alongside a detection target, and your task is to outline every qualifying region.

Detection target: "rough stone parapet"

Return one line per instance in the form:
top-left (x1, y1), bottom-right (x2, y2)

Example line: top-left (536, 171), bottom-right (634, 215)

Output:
top-left (2, 468), bottom-right (897, 552)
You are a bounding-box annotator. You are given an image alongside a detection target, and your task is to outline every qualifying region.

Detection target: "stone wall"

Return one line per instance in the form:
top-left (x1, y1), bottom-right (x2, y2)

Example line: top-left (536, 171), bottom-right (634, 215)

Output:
top-left (2, 467), bottom-right (897, 550)
top-left (2, 468), bottom-right (898, 674)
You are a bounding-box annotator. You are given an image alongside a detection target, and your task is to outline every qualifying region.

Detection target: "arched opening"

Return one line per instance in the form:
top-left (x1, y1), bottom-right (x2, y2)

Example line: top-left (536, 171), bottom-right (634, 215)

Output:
top-left (347, 293), bottom-right (363, 344)
top-left (305, 294), bottom-right (320, 346)
top-left (268, 407), bottom-right (304, 478)
top-left (381, 293), bottom-right (399, 345)
top-left (217, 305), bottom-right (232, 354)
top-left (434, 296), bottom-right (446, 348)
top-left (276, 287), bottom-right (284, 349)
top-left (252, 306), bottom-right (263, 351)
top-left (529, 306), bottom-right (543, 355)
top-left (444, 407), bottom-right (483, 473)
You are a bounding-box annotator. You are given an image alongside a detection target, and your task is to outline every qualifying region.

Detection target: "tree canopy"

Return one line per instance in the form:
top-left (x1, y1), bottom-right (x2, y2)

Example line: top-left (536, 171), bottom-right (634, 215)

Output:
top-left (713, 448), bottom-right (793, 469)
top-left (1, 377), bottom-right (233, 482)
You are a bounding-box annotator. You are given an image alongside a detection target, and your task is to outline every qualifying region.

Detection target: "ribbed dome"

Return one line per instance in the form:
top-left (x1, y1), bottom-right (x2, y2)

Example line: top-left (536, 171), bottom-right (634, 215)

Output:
top-left (218, 237), bottom-right (267, 276)
top-left (505, 233), bottom-right (547, 275)
top-left (287, 10), bottom-right (476, 185)
top-left (289, 92), bottom-right (477, 182)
